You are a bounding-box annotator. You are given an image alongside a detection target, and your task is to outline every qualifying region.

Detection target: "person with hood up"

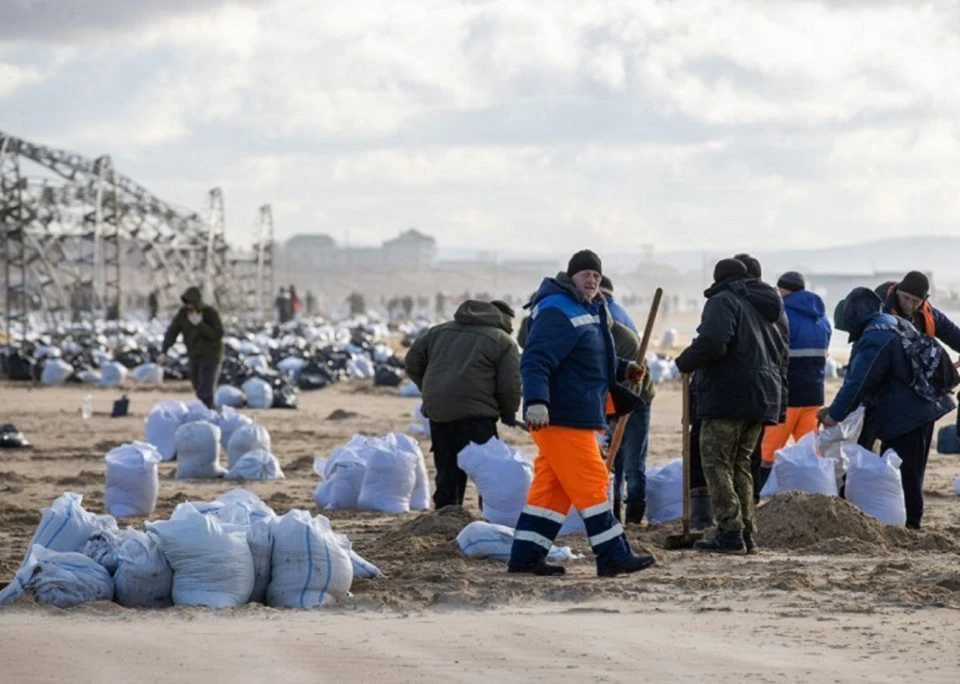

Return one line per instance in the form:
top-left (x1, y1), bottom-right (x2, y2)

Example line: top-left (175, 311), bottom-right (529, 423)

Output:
top-left (159, 286), bottom-right (225, 408)
top-left (405, 299), bottom-right (521, 508)
top-left (758, 272), bottom-right (832, 486)
top-left (508, 250), bottom-right (656, 578)
top-left (819, 288), bottom-right (955, 529)
top-left (675, 259), bottom-right (787, 553)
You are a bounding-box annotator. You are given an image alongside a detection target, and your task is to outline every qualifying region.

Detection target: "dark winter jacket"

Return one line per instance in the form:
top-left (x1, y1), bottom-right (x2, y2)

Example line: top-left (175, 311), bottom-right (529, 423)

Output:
top-left (675, 277), bottom-right (787, 424)
top-left (877, 281), bottom-right (960, 353)
top-left (404, 300), bottom-right (521, 423)
top-left (161, 287), bottom-right (224, 362)
top-left (521, 274), bottom-right (641, 429)
top-left (828, 287), bottom-right (954, 441)
top-left (783, 290), bottom-right (832, 407)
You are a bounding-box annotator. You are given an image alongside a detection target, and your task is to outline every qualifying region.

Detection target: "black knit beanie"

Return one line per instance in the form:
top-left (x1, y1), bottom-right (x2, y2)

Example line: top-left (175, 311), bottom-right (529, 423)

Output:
top-left (567, 250), bottom-right (602, 277)
top-left (734, 253), bottom-right (762, 279)
top-left (777, 271), bottom-right (806, 293)
top-left (714, 258), bottom-right (748, 283)
top-left (897, 271), bottom-right (929, 299)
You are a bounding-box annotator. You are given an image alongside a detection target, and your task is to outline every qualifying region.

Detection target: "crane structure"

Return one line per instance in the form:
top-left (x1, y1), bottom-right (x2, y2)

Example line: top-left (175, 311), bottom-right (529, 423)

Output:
top-left (0, 131), bottom-right (276, 340)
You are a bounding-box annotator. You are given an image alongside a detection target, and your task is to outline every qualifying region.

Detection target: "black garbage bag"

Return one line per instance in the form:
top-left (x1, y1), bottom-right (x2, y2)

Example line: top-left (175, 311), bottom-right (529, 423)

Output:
top-left (298, 359), bottom-right (334, 391)
top-left (0, 423), bottom-right (30, 448)
top-left (3, 351), bottom-right (36, 381)
top-left (115, 349), bottom-right (148, 369)
top-left (270, 375), bottom-right (299, 409)
top-left (373, 365), bottom-right (403, 387)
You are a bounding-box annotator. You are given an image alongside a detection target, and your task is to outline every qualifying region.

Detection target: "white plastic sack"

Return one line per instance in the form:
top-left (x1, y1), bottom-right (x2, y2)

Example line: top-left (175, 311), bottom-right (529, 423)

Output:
top-left (389, 433), bottom-right (431, 510)
top-left (104, 442), bottom-right (162, 516)
top-left (458, 439), bottom-right (533, 527)
top-left (346, 357), bottom-right (375, 379)
top-left (77, 370), bottom-right (102, 384)
top-left (247, 518), bottom-right (274, 603)
top-left (660, 328), bottom-right (679, 348)
top-left (267, 510), bottom-right (353, 608)
top-left (6, 545), bottom-right (113, 608)
top-left (398, 380), bottom-right (421, 397)
top-left (215, 488), bottom-right (277, 522)
top-left (215, 385), bottom-right (246, 409)
top-left (113, 530), bottom-right (173, 608)
top-left (80, 527), bottom-right (139, 574)
top-left (227, 449), bottom-right (285, 480)
top-left (226, 423), bottom-right (271, 468)
top-left (152, 400), bottom-right (188, 421)
top-left (818, 407), bottom-right (865, 461)
top-left (131, 362), bottom-right (164, 384)
top-left (313, 447), bottom-right (368, 510)
top-left (773, 432), bottom-right (838, 496)
top-left (845, 447), bottom-right (907, 526)
top-left (28, 492), bottom-right (117, 554)
top-left (145, 408), bottom-right (182, 461)
top-left (760, 467), bottom-right (778, 498)
top-left (219, 406), bottom-right (254, 451)
top-left (350, 549), bottom-right (382, 579)
top-left (174, 421), bottom-right (225, 479)
top-left (407, 402), bottom-right (431, 437)
top-left (276, 356), bottom-right (305, 377)
top-left (242, 377), bottom-right (274, 409)
top-left (646, 459), bottom-right (683, 525)
top-left (183, 400), bottom-right (220, 425)
top-left (456, 521), bottom-right (576, 562)
top-left (357, 442), bottom-right (418, 514)
top-left (148, 503), bottom-right (254, 608)
top-left (99, 361), bottom-right (127, 388)
top-left (41, 358), bottom-right (73, 385)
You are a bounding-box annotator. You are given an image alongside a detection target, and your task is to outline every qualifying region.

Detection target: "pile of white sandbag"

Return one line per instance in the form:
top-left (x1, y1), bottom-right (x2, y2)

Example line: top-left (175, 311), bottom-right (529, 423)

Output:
top-left (313, 433), bottom-right (430, 514)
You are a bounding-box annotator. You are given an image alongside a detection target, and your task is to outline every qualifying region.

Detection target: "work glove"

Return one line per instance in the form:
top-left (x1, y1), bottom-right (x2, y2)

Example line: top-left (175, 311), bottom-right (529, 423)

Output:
top-left (816, 406), bottom-right (837, 428)
top-left (625, 361), bottom-right (646, 384)
top-left (187, 313), bottom-right (203, 326)
top-left (525, 404), bottom-right (550, 431)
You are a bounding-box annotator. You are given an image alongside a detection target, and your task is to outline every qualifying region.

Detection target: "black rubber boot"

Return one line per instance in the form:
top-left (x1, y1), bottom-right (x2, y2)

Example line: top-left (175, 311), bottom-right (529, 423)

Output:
top-left (690, 487), bottom-right (714, 531)
top-left (624, 501), bottom-right (645, 525)
top-left (743, 530), bottom-right (758, 555)
top-left (597, 552), bottom-right (656, 578)
top-left (507, 561), bottom-right (566, 576)
top-left (694, 529), bottom-right (745, 554)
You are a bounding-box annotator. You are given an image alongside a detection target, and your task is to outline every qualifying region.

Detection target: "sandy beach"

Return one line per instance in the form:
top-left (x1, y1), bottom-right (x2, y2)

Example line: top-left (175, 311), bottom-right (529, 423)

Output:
top-left (1, 378), bottom-right (959, 683)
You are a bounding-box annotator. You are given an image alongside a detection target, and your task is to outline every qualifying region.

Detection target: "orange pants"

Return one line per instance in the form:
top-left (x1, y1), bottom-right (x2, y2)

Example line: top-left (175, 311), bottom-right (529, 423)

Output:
top-left (761, 406), bottom-right (821, 464)
top-left (527, 425), bottom-right (609, 514)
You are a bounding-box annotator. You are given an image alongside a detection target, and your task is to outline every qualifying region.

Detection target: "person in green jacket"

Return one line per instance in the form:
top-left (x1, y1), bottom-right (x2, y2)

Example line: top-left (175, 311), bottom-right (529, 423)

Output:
top-left (405, 299), bottom-right (521, 508)
top-left (160, 286), bottom-right (225, 408)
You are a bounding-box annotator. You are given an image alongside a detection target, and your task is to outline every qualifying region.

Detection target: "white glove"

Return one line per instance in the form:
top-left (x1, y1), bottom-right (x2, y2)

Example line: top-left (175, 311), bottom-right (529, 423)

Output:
top-left (187, 313), bottom-right (202, 326)
top-left (525, 404), bottom-right (550, 431)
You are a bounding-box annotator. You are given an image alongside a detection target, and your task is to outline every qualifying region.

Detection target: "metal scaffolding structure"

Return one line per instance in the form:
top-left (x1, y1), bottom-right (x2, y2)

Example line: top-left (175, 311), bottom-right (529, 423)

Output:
top-left (0, 131), bottom-right (279, 339)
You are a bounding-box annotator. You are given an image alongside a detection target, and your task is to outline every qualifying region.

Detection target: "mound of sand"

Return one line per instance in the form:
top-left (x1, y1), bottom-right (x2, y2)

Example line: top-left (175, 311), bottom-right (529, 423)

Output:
top-left (757, 492), bottom-right (889, 550)
top-left (374, 506), bottom-right (478, 560)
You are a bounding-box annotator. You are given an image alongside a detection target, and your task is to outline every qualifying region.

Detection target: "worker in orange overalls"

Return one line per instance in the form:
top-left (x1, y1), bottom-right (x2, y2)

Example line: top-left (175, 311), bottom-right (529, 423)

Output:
top-left (508, 250), bottom-right (656, 577)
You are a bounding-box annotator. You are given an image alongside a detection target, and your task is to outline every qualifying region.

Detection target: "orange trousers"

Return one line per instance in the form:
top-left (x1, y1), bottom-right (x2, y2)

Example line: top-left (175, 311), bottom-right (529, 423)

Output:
top-left (527, 425), bottom-right (609, 514)
top-left (761, 406), bottom-right (821, 464)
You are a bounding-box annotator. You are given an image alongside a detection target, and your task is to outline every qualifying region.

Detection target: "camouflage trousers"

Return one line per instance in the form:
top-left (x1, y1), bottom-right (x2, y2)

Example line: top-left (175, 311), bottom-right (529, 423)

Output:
top-left (700, 419), bottom-right (763, 534)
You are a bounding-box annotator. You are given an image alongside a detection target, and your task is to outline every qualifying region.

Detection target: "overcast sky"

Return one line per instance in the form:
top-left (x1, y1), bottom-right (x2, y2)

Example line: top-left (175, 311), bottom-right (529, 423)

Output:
top-left (0, 0), bottom-right (957, 256)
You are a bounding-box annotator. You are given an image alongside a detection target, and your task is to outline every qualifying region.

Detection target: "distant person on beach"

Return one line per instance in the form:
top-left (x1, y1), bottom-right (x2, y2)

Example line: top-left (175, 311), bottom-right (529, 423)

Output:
top-left (159, 286), bottom-right (224, 408)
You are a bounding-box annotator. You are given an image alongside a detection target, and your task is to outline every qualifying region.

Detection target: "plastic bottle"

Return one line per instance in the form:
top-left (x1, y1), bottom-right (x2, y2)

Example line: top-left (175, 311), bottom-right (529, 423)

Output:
top-left (82, 393), bottom-right (93, 420)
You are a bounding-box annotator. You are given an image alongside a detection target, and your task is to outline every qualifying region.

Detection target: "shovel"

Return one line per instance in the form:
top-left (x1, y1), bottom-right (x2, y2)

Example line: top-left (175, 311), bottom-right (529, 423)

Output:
top-left (663, 373), bottom-right (704, 550)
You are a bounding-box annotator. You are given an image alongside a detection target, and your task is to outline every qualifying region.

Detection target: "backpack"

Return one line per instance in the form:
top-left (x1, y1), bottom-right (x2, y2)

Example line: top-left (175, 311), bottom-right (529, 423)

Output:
top-left (866, 317), bottom-right (959, 401)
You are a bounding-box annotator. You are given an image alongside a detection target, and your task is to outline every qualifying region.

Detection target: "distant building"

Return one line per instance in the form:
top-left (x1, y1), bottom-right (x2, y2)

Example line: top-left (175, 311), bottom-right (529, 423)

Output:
top-left (283, 229), bottom-right (437, 269)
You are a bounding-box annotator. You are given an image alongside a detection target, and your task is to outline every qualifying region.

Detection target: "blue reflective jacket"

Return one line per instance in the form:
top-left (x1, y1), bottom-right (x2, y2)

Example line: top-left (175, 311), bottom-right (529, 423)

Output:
top-left (783, 290), bottom-right (832, 407)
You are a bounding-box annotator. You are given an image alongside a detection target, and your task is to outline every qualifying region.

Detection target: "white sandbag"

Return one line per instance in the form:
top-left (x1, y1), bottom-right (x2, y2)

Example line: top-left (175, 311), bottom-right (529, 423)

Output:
top-left (113, 530), bottom-right (173, 608)
top-left (267, 510), bottom-right (353, 609)
top-left (845, 447), bottom-right (907, 526)
top-left (557, 474), bottom-right (615, 535)
top-left (247, 518), bottom-right (274, 603)
top-left (760, 467), bottom-right (778, 498)
top-left (80, 527), bottom-right (139, 574)
top-left (346, 357), bottom-right (375, 379)
top-left (773, 433), bottom-right (838, 496)
top-left (227, 449), bottom-right (285, 480)
top-left (398, 380), bottom-right (421, 397)
top-left (408, 402), bottom-right (431, 437)
top-left (131, 362), bottom-right (164, 384)
top-left (219, 406), bottom-right (254, 450)
top-left (13, 545), bottom-right (114, 608)
top-left (242, 377), bottom-right (274, 410)
top-left (313, 447), bottom-right (368, 510)
top-left (276, 356), bottom-right (305, 377)
top-left (99, 361), bottom-right (127, 388)
top-left (215, 385), bottom-right (246, 409)
top-left (215, 488), bottom-right (277, 522)
top-left (457, 438), bottom-right (532, 527)
top-left (77, 370), bottom-right (102, 384)
top-left (144, 408), bottom-right (182, 462)
top-left (646, 459), bottom-right (683, 525)
top-left (244, 354), bottom-right (270, 371)
top-left (818, 407), bottom-right (865, 461)
top-left (350, 549), bottom-right (382, 579)
top-left (147, 503), bottom-right (254, 608)
top-left (456, 521), bottom-right (576, 562)
top-left (183, 399), bottom-right (220, 425)
top-left (174, 421), bottom-right (225, 479)
top-left (152, 399), bottom-right (188, 421)
top-left (41, 358), bottom-right (73, 385)
top-left (388, 432), bottom-right (430, 510)
top-left (227, 423), bottom-right (271, 468)
top-left (104, 442), bottom-right (162, 517)
top-left (28, 492), bottom-right (118, 554)
top-left (660, 327), bottom-right (679, 348)
top-left (357, 441), bottom-right (418, 514)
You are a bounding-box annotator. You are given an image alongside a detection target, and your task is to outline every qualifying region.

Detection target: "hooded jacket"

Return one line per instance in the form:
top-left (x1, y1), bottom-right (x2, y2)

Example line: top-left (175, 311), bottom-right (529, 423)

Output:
top-left (520, 274), bottom-right (642, 429)
top-left (783, 290), bottom-right (832, 407)
top-left (827, 287), bottom-right (954, 441)
top-left (876, 281), bottom-right (960, 353)
top-left (404, 300), bottom-right (521, 423)
top-left (161, 287), bottom-right (224, 362)
top-left (675, 277), bottom-right (787, 424)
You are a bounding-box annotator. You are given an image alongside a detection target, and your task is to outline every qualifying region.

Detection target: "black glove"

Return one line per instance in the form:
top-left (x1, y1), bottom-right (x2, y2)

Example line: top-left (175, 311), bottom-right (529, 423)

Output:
top-left (500, 413), bottom-right (517, 428)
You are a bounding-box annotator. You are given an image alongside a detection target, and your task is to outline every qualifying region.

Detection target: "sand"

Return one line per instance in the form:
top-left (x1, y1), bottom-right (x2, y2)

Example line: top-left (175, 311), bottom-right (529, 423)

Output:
top-left (1, 378), bottom-right (959, 682)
